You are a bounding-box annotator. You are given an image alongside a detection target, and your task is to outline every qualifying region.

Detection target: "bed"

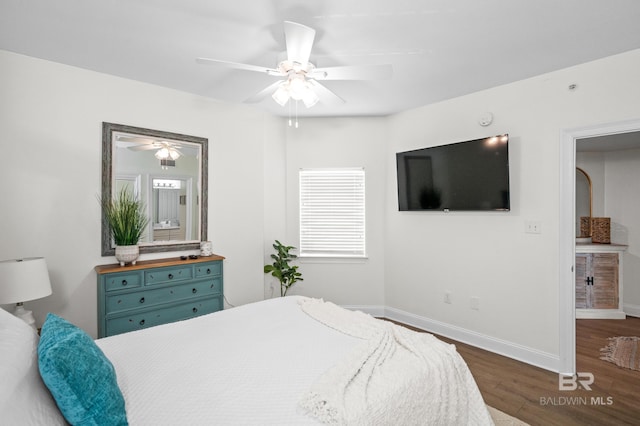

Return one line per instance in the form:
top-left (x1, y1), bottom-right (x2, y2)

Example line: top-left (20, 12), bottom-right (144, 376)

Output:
top-left (2, 296), bottom-right (494, 425)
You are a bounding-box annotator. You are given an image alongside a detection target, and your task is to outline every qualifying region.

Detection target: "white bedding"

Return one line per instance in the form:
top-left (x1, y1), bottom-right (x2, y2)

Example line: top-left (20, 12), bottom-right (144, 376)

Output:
top-left (298, 298), bottom-right (493, 425)
top-left (96, 296), bottom-right (492, 425)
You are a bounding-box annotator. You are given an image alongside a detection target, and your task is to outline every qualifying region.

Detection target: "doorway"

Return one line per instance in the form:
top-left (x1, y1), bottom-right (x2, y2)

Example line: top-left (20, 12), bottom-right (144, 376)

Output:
top-left (559, 118), bottom-right (640, 374)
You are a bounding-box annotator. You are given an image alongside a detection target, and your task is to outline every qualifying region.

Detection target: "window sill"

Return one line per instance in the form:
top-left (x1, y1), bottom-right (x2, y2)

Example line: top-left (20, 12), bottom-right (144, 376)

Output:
top-left (299, 255), bottom-right (368, 264)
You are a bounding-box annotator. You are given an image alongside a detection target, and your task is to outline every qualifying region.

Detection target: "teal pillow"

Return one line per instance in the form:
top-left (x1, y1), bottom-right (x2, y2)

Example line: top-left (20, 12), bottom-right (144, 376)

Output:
top-left (38, 313), bottom-right (128, 426)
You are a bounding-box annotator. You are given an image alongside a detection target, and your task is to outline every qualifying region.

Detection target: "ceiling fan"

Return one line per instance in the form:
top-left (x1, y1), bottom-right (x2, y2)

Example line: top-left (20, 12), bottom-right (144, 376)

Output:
top-left (196, 21), bottom-right (393, 109)
top-left (116, 135), bottom-right (184, 160)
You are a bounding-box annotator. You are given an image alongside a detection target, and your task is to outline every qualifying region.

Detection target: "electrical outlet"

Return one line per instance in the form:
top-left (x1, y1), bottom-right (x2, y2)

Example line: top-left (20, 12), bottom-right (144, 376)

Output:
top-left (470, 297), bottom-right (480, 310)
top-left (444, 291), bottom-right (452, 304)
top-left (525, 220), bottom-right (542, 234)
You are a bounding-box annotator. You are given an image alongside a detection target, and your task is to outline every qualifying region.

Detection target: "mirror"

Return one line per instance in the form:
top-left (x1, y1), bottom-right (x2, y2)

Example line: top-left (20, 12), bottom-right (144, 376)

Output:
top-left (102, 122), bottom-right (208, 255)
top-left (576, 167), bottom-right (592, 238)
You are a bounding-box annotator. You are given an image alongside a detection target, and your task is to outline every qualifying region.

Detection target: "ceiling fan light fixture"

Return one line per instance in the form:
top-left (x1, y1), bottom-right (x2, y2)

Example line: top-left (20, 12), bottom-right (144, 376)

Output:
top-left (154, 147), bottom-right (170, 160)
top-left (272, 83), bottom-right (290, 106)
top-left (168, 148), bottom-right (181, 160)
top-left (288, 75), bottom-right (307, 101)
top-left (302, 87), bottom-right (319, 108)
top-left (154, 145), bottom-right (181, 161)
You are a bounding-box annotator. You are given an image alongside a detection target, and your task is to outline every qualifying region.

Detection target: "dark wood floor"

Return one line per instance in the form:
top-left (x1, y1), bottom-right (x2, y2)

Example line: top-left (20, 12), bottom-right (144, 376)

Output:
top-left (429, 317), bottom-right (640, 425)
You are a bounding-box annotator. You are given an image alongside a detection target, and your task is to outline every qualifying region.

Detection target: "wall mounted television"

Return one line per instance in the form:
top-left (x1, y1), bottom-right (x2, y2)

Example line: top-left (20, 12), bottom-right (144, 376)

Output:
top-left (396, 134), bottom-right (510, 212)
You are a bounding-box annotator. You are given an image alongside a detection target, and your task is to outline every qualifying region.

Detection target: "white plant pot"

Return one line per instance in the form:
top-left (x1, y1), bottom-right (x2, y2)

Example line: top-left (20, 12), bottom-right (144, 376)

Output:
top-left (115, 245), bottom-right (139, 266)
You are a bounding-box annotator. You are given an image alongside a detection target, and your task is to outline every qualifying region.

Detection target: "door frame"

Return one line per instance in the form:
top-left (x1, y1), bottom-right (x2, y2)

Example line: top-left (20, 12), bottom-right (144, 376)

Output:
top-left (559, 118), bottom-right (640, 374)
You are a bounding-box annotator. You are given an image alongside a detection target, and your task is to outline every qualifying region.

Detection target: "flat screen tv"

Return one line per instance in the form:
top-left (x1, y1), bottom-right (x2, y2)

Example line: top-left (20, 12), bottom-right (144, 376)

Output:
top-left (396, 134), bottom-right (510, 211)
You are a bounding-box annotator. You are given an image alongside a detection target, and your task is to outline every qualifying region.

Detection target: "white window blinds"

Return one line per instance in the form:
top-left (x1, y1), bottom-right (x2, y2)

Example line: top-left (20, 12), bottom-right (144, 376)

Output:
top-left (299, 168), bottom-right (366, 257)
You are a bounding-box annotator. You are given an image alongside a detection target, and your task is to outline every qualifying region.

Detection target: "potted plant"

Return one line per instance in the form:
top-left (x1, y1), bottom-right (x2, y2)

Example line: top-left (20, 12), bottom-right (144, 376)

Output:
top-left (100, 187), bottom-right (149, 266)
top-left (264, 240), bottom-right (303, 296)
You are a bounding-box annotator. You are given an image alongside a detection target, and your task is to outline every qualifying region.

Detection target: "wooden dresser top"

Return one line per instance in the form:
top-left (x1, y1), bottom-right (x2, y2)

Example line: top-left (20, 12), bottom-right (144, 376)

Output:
top-left (95, 254), bottom-right (225, 275)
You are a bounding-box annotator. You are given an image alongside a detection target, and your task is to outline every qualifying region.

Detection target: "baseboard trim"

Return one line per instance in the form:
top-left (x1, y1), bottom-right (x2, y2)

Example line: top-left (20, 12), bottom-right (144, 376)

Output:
top-left (342, 304), bottom-right (386, 318)
top-left (623, 303), bottom-right (640, 318)
top-left (576, 309), bottom-right (626, 319)
top-left (344, 303), bottom-right (560, 373)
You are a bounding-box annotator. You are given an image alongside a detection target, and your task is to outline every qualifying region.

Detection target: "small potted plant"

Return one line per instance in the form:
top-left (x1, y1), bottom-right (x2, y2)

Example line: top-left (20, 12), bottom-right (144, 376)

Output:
top-left (101, 187), bottom-right (149, 266)
top-left (264, 240), bottom-right (303, 296)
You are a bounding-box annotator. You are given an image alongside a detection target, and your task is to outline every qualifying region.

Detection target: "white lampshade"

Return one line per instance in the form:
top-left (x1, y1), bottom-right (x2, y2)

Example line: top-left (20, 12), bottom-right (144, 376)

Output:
top-left (154, 147), bottom-right (170, 160)
top-left (272, 83), bottom-right (290, 106)
top-left (301, 87), bottom-right (319, 108)
top-left (168, 148), bottom-right (181, 160)
top-left (0, 257), bottom-right (52, 304)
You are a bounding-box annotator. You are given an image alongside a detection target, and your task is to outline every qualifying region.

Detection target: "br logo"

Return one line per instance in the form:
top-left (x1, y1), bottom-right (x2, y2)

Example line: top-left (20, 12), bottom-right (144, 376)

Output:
top-left (558, 373), bottom-right (594, 391)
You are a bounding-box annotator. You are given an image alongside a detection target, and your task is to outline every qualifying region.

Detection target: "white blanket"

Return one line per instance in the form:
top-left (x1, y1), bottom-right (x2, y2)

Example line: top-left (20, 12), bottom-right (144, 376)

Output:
top-left (298, 298), bottom-right (493, 425)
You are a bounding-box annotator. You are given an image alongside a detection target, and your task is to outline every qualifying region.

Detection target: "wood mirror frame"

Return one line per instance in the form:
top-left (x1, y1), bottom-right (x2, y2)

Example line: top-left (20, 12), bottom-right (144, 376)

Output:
top-left (101, 122), bottom-right (208, 256)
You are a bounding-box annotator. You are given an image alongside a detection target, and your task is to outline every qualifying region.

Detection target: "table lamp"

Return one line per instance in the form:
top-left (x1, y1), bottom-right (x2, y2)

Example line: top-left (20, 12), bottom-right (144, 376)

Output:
top-left (0, 257), bottom-right (52, 329)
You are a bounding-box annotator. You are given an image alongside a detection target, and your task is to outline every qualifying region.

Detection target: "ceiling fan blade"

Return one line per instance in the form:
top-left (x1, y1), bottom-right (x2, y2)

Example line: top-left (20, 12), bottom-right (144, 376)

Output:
top-left (284, 21), bottom-right (315, 65)
top-left (244, 80), bottom-right (285, 103)
top-left (311, 64), bottom-right (393, 81)
top-left (116, 135), bottom-right (155, 144)
top-left (307, 80), bottom-right (345, 106)
top-left (128, 144), bottom-right (158, 152)
top-left (196, 57), bottom-right (280, 76)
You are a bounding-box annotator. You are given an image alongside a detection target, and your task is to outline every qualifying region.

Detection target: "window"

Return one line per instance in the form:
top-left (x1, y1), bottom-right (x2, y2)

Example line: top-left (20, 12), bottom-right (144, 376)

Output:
top-left (299, 168), bottom-right (365, 257)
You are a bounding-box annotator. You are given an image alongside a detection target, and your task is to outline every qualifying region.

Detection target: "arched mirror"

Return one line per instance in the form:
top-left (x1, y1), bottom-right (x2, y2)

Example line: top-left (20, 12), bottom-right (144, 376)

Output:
top-left (101, 122), bottom-right (208, 256)
top-left (575, 167), bottom-right (592, 238)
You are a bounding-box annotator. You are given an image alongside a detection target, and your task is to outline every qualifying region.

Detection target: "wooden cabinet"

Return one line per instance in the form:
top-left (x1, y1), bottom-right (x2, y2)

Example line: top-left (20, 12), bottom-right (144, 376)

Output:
top-left (153, 227), bottom-right (185, 241)
top-left (575, 245), bottom-right (626, 319)
top-left (96, 255), bottom-right (224, 337)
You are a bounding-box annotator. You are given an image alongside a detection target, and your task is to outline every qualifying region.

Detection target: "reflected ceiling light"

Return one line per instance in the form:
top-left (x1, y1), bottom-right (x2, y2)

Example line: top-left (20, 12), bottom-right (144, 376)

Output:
top-left (153, 179), bottom-right (182, 189)
top-left (485, 134), bottom-right (508, 146)
top-left (155, 147), bottom-right (169, 159)
top-left (154, 145), bottom-right (181, 161)
top-left (168, 149), bottom-right (180, 160)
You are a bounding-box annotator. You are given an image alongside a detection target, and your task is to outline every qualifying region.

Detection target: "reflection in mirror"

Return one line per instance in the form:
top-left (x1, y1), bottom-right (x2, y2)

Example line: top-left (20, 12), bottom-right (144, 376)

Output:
top-left (151, 177), bottom-right (194, 242)
top-left (576, 167), bottom-right (592, 238)
top-left (102, 122), bottom-right (208, 256)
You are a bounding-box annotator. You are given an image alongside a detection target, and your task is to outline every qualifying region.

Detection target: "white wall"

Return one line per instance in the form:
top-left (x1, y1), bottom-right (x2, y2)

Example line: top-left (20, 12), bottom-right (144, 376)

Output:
top-left (0, 50), bottom-right (279, 336)
top-left (281, 118), bottom-right (387, 306)
top-left (385, 49), bottom-right (640, 369)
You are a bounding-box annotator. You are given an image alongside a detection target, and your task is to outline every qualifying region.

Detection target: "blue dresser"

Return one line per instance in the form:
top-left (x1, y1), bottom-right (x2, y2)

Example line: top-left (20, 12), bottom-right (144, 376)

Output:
top-left (96, 255), bottom-right (224, 338)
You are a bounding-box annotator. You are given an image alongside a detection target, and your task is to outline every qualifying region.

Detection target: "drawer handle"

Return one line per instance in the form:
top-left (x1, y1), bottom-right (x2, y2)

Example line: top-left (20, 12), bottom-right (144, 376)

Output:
top-left (206, 268), bottom-right (211, 274)
top-left (192, 307), bottom-right (198, 313)
top-left (139, 319), bottom-right (145, 326)
top-left (139, 297), bottom-right (145, 304)
top-left (121, 279), bottom-right (128, 286)
top-left (192, 288), bottom-right (197, 294)
top-left (168, 273), bottom-right (174, 279)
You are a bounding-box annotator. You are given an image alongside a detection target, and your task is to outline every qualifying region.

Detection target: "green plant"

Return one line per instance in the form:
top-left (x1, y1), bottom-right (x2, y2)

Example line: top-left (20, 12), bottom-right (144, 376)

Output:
top-left (100, 187), bottom-right (149, 246)
top-left (264, 240), bottom-right (303, 297)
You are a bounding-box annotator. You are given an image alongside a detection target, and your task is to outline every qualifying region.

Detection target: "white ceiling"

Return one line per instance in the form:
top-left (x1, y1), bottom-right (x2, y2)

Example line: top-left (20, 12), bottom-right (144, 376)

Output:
top-left (578, 132), bottom-right (640, 152)
top-left (2, 0), bottom-right (640, 118)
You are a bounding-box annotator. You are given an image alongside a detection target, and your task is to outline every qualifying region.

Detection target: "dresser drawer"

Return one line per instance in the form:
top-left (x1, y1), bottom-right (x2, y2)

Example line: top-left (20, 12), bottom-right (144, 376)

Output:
top-left (105, 277), bottom-right (223, 314)
top-left (195, 261), bottom-right (222, 278)
top-left (103, 272), bottom-right (143, 292)
top-left (144, 265), bottom-right (193, 286)
top-left (105, 296), bottom-right (223, 336)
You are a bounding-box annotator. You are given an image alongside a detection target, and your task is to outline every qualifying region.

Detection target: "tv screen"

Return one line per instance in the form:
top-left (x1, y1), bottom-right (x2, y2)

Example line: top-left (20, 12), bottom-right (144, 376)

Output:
top-left (396, 134), bottom-right (510, 211)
